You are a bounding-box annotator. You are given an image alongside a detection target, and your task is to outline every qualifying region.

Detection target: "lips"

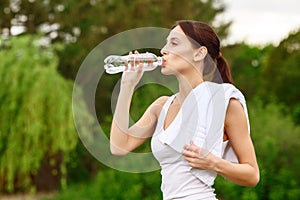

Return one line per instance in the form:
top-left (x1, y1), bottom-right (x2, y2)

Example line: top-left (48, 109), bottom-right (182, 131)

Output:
top-left (161, 58), bottom-right (166, 67)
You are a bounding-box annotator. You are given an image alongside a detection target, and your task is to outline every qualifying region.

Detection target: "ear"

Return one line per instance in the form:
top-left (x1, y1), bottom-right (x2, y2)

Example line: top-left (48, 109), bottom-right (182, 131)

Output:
top-left (193, 46), bottom-right (207, 62)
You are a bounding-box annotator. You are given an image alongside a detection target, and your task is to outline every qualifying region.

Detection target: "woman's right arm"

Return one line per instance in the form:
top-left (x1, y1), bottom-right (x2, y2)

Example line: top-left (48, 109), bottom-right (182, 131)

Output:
top-left (110, 70), bottom-right (167, 156)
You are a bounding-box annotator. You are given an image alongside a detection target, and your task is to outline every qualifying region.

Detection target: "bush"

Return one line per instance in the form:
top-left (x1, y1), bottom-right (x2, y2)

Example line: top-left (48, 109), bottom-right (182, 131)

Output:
top-left (48, 169), bottom-right (162, 200)
top-left (0, 36), bottom-right (93, 193)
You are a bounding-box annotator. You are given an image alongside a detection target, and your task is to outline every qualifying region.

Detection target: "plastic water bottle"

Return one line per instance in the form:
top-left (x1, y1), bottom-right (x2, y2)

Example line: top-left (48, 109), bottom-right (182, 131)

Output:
top-left (104, 52), bottom-right (162, 74)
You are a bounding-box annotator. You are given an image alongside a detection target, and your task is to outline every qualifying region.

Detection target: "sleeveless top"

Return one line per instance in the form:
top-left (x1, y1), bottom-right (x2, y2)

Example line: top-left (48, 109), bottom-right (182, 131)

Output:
top-left (151, 82), bottom-right (250, 200)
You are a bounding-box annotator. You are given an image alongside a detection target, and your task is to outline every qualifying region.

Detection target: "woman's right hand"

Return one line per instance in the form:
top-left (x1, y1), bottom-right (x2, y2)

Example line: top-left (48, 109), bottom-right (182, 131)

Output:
top-left (121, 51), bottom-right (144, 87)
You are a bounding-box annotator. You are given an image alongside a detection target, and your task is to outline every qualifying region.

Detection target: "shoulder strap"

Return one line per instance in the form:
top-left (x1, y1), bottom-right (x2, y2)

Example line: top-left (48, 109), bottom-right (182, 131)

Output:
top-left (154, 95), bottom-right (176, 132)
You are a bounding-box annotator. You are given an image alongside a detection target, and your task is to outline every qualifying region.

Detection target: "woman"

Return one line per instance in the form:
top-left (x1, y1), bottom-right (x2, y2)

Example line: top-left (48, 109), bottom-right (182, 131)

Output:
top-left (110, 20), bottom-right (259, 200)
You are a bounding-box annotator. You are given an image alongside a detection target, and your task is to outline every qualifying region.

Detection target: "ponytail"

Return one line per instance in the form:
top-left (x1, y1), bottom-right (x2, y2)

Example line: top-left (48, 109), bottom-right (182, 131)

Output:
top-left (214, 55), bottom-right (233, 84)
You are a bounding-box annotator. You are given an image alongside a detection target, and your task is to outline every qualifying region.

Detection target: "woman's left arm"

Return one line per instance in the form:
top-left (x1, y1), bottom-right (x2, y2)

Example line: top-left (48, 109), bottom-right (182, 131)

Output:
top-left (183, 98), bottom-right (260, 187)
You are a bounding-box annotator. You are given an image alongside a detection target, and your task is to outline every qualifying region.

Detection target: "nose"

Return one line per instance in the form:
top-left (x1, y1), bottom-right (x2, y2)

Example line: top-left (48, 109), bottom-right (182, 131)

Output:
top-left (160, 44), bottom-right (168, 55)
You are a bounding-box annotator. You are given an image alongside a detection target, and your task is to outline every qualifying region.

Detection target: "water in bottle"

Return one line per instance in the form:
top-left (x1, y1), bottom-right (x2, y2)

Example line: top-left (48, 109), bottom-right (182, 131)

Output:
top-left (104, 52), bottom-right (162, 74)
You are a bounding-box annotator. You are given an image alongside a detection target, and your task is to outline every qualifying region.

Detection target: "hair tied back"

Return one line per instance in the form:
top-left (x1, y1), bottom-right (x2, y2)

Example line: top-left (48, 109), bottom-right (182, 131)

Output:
top-left (217, 52), bottom-right (222, 59)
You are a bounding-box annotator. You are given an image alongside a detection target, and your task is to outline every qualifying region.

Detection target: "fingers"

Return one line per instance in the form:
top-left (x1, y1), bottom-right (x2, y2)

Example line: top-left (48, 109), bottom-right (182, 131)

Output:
top-left (183, 142), bottom-right (200, 161)
top-left (183, 143), bottom-right (206, 170)
top-left (183, 141), bottom-right (200, 154)
top-left (146, 51), bottom-right (154, 67)
top-left (182, 148), bottom-right (198, 158)
top-left (128, 51), bottom-right (133, 71)
top-left (183, 145), bottom-right (202, 169)
top-left (182, 141), bottom-right (217, 170)
top-left (127, 50), bottom-right (143, 72)
top-left (124, 52), bottom-right (131, 71)
top-left (183, 141), bottom-right (210, 158)
top-left (134, 50), bottom-right (143, 72)
top-left (121, 50), bottom-right (144, 86)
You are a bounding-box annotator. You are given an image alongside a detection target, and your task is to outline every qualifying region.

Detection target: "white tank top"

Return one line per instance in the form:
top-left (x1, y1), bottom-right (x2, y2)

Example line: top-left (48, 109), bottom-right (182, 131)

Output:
top-left (151, 82), bottom-right (250, 200)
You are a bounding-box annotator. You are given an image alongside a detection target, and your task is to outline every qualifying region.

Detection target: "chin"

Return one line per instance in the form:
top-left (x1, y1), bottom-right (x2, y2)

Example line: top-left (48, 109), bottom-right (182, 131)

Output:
top-left (161, 67), bottom-right (174, 75)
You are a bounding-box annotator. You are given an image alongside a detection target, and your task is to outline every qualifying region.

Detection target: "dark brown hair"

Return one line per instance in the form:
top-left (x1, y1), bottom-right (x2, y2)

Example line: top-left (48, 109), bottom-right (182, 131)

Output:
top-left (174, 20), bottom-right (233, 84)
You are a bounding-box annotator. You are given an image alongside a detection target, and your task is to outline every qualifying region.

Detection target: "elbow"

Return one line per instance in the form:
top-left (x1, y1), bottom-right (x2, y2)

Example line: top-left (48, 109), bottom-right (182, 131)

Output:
top-left (244, 171), bottom-right (260, 187)
top-left (249, 167), bottom-right (260, 187)
top-left (110, 145), bottom-right (129, 156)
top-left (250, 173), bottom-right (260, 187)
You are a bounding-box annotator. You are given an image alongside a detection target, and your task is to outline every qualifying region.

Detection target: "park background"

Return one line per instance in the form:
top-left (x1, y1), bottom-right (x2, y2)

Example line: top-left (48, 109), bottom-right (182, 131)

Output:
top-left (0, 0), bottom-right (300, 199)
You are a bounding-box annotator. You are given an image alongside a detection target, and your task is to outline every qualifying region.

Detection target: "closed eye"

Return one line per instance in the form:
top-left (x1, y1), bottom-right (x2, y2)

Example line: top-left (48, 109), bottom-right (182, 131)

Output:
top-left (166, 38), bottom-right (179, 47)
top-left (170, 41), bottom-right (178, 46)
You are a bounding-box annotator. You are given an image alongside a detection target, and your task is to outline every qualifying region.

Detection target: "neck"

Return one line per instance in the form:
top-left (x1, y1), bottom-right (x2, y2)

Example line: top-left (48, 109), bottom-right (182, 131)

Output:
top-left (176, 72), bottom-right (204, 104)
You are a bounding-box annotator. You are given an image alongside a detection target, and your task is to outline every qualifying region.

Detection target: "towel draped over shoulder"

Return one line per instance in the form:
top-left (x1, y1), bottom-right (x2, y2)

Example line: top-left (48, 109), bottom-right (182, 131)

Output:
top-left (157, 82), bottom-right (250, 186)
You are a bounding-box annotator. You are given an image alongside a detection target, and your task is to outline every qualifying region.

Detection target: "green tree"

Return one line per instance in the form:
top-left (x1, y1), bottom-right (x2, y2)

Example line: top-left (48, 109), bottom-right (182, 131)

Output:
top-left (0, 0), bottom-right (231, 78)
top-left (222, 43), bottom-right (273, 99)
top-left (47, 169), bottom-right (162, 200)
top-left (0, 0), bottom-right (232, 121)
top-left (260, 29), bottom-right (300, 123)
top-left (250, 100), bottom-right (300, 200)
top-left (0, 35), bottom-right (94, 193)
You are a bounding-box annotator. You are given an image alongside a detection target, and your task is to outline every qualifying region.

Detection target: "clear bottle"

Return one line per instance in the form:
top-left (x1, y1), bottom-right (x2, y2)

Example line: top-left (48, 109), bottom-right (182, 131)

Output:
top-left (104, 52), bottom-right (162, 74)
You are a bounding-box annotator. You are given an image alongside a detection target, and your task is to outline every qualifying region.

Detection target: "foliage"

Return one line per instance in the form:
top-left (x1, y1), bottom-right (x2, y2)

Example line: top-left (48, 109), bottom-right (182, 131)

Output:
top-left (0, 0), bottom-right (232, 130)
top-left (0, 35), bottom-right (93, 193)
top-left (222, 43), bottom-right (273, 99)
top-left (249, 99), bottom-right (300, 199)
top-left (47, 169), bottom-right (162, 200)
top-left (0, 0), bottom-right (231, 78)
top-left (260, 29), bottom-right (300, 123)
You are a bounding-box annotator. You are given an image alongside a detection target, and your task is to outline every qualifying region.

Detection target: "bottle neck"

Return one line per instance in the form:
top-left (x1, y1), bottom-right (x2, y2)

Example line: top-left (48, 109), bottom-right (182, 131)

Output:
top-left (156, 56), bottom-right (163, 66)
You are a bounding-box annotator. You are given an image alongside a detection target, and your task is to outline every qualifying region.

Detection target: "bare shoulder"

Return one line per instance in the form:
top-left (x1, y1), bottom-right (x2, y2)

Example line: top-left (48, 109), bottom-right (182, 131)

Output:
top-left (226, 98), bottom-right (245, 117)
top-left (148, 96), bottom-right (169, 117)
top-left (225, 98), bottom-right (248, 134)
top-left (153, 96), bottom-right (169, 105)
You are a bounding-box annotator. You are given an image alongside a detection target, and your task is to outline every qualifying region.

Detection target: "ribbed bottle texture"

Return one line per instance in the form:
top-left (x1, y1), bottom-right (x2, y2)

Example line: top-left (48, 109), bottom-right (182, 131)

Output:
top-left (104, 53), bottom-right (162, 74)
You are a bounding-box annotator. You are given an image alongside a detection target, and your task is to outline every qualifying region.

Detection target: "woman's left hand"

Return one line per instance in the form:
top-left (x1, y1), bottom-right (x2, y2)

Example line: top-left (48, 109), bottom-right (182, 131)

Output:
top-left (183, 141), bottom-right (219, 171)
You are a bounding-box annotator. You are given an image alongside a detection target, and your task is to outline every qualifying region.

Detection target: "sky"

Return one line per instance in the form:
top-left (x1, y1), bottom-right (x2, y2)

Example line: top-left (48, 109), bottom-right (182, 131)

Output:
top-left (7, 0), bottom-right (300, 46)
top-left (218, 0), bottom-right (300, 46)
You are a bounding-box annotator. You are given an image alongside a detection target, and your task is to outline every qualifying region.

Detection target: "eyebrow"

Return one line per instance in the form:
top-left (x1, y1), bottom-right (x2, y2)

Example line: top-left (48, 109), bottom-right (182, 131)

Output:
top-left (166, 36), bottom-right (180, 42)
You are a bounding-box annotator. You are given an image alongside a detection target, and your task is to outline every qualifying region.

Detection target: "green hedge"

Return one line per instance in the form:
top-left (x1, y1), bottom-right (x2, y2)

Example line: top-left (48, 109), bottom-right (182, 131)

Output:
top-left (0, 36), bottom-right (93, 193)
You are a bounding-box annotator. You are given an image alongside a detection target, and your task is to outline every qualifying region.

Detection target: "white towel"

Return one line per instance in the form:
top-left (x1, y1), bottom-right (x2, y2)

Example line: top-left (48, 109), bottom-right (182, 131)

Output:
top-left (158, 82), bottom-right (250, 186)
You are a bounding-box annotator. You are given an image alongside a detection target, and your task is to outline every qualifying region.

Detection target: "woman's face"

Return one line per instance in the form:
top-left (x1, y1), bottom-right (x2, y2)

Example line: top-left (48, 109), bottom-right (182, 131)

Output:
top-left (160, 25), bottom-right (198, 75)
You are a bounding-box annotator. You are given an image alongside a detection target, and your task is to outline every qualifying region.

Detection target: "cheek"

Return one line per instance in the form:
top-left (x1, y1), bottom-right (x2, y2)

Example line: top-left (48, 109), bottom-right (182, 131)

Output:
top-left (168, 46), bottom-right (194, 64)
top-left (169, 53), bottom-right (193, 69)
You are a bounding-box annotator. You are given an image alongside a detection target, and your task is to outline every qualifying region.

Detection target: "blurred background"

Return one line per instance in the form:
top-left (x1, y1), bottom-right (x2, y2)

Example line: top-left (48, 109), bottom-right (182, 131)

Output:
top-left (0, 0), bottom-right (299, 199)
